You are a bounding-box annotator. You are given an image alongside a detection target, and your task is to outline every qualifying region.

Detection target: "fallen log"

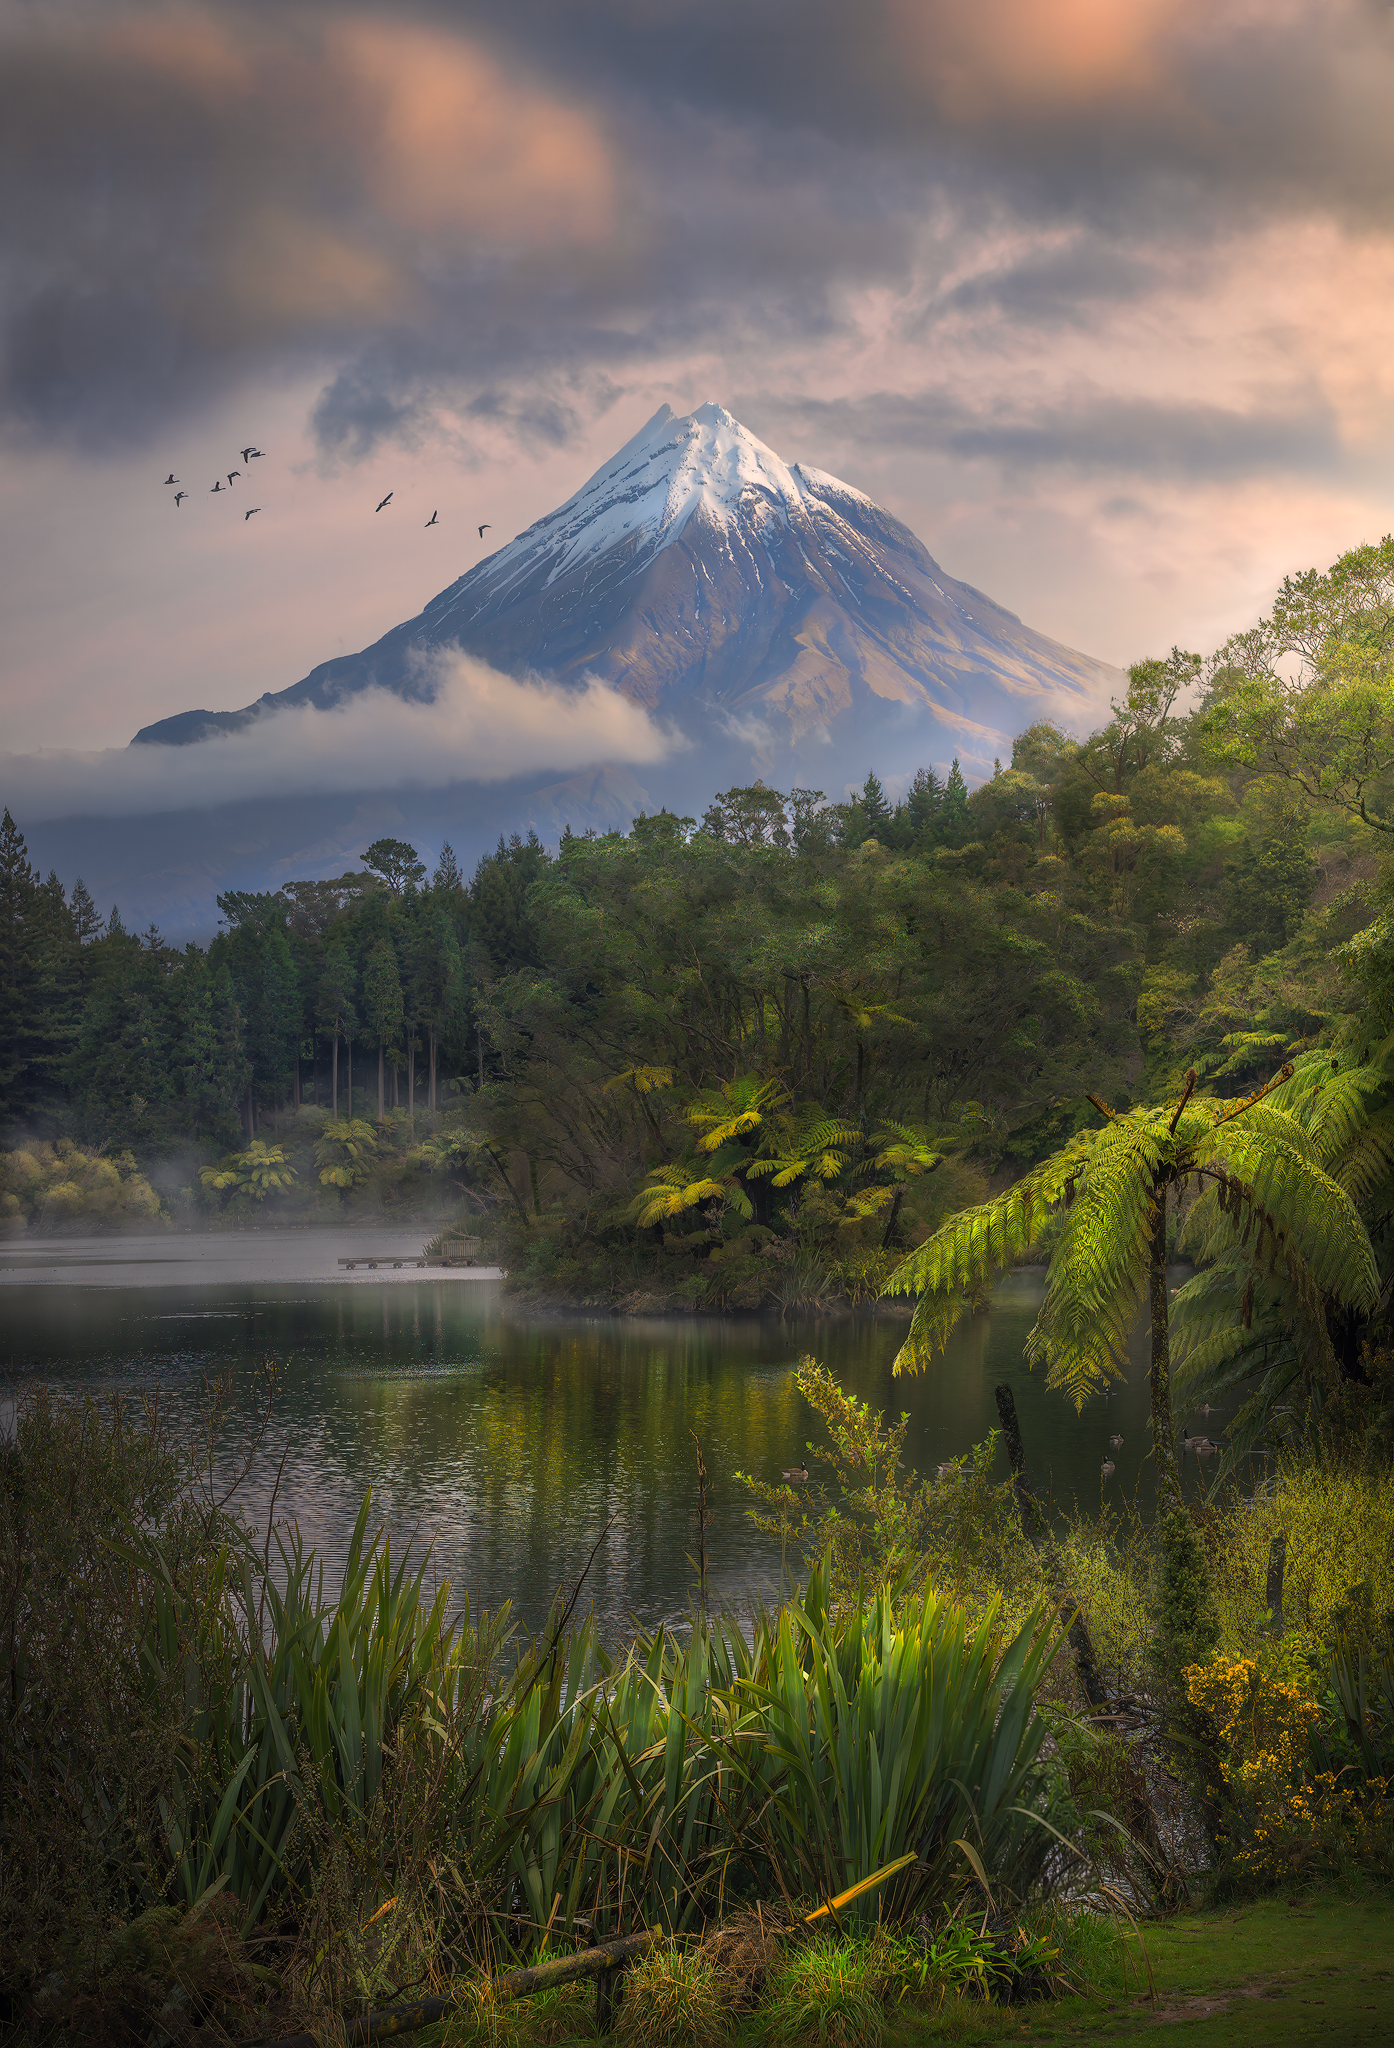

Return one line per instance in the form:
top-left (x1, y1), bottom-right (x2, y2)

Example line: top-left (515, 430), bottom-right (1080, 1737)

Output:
top-left (253, 1930), bottom-right (659, 2048)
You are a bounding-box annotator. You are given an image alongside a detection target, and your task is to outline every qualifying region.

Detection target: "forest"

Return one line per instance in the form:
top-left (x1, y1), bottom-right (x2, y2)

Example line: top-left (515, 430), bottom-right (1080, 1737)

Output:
top-left (2, 565), bottom-right (1387, 1305)
top-left (4, 543), bottom-right (1394, 2043)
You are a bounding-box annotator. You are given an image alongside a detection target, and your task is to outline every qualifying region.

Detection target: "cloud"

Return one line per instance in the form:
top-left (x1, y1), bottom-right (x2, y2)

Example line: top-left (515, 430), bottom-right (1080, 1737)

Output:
top-left (2, 653), bottom-right (680, 822)
top-left (750, 385), bottom-right (1341, 482)
top-left (7, 0), bottom-right (1393, 475)
top-left (0, 6), bottom-right (616, 443)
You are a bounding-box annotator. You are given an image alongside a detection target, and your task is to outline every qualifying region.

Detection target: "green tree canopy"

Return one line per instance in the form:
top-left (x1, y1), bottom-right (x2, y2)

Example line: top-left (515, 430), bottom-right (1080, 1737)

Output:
top-left (1201, 536), bottom-right (1394, 833)
top-left (360, 837), bottom-right (427, 895)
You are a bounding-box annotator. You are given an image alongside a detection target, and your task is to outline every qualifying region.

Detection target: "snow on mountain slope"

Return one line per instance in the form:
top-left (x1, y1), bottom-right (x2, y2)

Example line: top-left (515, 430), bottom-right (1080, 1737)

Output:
top-left (472, 402), bottom-right (816, 596)
top-left (133, 402), bottom-right (1123, 770)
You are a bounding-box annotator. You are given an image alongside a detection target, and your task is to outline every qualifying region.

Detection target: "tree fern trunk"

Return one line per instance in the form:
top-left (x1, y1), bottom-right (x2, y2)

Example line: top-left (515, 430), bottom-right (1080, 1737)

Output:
top-left (1149, 1186), bottom-right (1182, 1513)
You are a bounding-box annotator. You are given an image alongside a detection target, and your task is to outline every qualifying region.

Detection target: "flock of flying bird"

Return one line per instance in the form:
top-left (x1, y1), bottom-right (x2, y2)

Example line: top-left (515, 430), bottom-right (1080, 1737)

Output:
top-left (163, 445), bottom-right (266, 520)
top-left (162, 450), bottom-right (493, 538)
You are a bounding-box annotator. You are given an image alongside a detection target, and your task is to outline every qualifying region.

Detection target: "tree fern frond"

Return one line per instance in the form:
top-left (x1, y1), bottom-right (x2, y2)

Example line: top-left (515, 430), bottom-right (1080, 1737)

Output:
top-left (885, 1129), bottom-right (1098, 1374)
top-left (1330, 1103), bottom-right (1394, 1204)
top-left (1213, 1370), bottom-right (1310, 1476)
top-left (1210, 1100), bottom-right (1320, 1166)
top-left (1177, 1183), bottom-right (1232, 1265)
top-left (691, 1108), bottom-right (765, 1150)
top-left (1021, 1119), bottom-right (1162, 1405)
top-left (796, 1117), bottom-right (862, 1152)
top-left (1026, 1280), bottom-right (1137, 1406)
top-left (629, 1168), bottom-right (731, 1227)
top-left (1268, 1047), bottom-right (1391, 1165)
top-left (1211, 1125), bottom-right (1378, 1308)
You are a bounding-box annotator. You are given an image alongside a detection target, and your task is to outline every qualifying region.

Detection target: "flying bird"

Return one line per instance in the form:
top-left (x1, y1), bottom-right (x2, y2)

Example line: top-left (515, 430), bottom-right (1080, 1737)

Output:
top-left (240, 446), bottom-right (262, 462)
top-left (173, 490), bottom-right (187, 506)
top-left (210, 480), bottom-right (223, 492)
top-left (245, 507), bottom-right (261, 520)
top-left (425, 510), bottom-right (438, 527)
top-left (477, 523), bottom-right (491, 537)
top-left (163, 473), bottom-right (178, 485)
top-left (375, 492), bottom-right (393, 513)
top-left (227, 471), bottom-right (240, 485)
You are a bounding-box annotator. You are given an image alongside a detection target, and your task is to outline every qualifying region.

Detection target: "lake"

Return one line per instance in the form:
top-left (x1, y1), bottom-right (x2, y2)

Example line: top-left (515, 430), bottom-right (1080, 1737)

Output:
top-left (0, 1230), bottom-right (1195, 1639)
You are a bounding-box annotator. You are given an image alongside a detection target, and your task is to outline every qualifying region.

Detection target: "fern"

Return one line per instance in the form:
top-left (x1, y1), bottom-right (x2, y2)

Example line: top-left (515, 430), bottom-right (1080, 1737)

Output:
top-left (886, 1130), bottom-right (1097, 1373)
top-left (884, 1061), bottom-right (1383, 1475)
top-left (1330, 1103), bottom-right (1394, 1204)
top-left (1024, 1120), bottom-right (1162, 1405)
top-left (1210, 1126), bottom-right (1378, 1308)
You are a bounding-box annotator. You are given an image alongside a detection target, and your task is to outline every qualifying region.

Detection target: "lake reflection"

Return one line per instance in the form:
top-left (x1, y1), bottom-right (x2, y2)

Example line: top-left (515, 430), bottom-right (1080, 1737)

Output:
top-left (1, 1271), bottom-right (1175, 1638)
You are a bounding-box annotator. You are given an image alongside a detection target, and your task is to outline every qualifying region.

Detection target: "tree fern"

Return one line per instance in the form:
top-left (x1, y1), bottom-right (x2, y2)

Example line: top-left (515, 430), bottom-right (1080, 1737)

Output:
top-left (1170, 1037), bottom-right (1394, 1477)
top-left (1025, 1120), bottom-right (1162, 1405)
top-left (1329, 1102), bottom-right (1394, 1205)
top-left (883, 1129), bottom-right (1098, 1370)
top-left (884, 1061), bottom-right (1381, 1506)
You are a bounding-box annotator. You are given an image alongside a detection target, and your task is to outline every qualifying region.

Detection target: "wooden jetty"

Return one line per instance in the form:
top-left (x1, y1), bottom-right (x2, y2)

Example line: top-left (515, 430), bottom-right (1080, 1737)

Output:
top-left (338, 1238), bottom-right (481, 1271)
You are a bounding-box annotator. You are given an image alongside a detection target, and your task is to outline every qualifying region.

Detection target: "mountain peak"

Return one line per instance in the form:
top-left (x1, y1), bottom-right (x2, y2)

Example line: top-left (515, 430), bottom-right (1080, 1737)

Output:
top-left (133, 400), bottom-right (1123, 766)
top-left (475, 400), bottom-right (821, 600)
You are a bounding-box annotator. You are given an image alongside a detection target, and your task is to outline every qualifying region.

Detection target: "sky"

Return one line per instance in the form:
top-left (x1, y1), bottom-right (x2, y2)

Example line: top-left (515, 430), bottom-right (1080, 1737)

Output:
top-left (3, 0), bottom-right (1394, 780)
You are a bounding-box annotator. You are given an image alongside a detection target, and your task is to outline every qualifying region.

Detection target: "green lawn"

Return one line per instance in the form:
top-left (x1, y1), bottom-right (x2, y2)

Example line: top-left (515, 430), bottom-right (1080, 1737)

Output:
top-left (879, 1897), bottom-right (1394, 2047)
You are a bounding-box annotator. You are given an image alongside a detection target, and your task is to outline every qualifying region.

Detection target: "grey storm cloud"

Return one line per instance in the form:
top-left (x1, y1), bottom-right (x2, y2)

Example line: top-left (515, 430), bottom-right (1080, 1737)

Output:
top-left (746, 387), bottom-right (1343, 483)
top-left (2, 0), bottom-right (1392, 456)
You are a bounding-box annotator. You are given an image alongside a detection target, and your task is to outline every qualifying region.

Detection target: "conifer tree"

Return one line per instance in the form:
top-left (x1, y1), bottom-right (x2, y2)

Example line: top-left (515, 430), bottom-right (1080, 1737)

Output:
top-left (859, 770), bottom-right (892, 836)
top-left (0, 809), bottom-right (37, 1118)
top-left (210, 962), bottom-right (250, 1136)
top-left (363, 939), bottom-right (404, 1122)
top-left (433, 841), bottom-right (463, 893)
top-left (317, 947), bottom-right (357, 1121)
top-left (905, 765), bottom-right (943, 841)
top-left (69, 877), bottom-right (101, 948)
top-left (939, 759), bottom-right (970, 844)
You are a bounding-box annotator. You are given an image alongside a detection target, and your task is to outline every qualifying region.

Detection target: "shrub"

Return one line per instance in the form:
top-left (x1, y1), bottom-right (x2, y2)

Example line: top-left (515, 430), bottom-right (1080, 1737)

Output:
top-left (0, 1385), bottom-right (215, 2001)
top-left (1210, 1460), bottom-right (1394, 1649)
top-left (614, 1940), bottom-right (726, 2048)
top-left (1, 1140), bottom-right (161, 1229)
top-left (763, 1936), bottom-right (883, 2048)
top-left (737, 1361), bottom-right (1029, 1618)
top-left (1186, 1651), bottom-right (1394, 1886)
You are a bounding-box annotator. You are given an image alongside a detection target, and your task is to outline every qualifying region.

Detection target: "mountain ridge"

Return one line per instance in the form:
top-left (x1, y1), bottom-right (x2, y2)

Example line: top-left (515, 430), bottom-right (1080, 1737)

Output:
top-left (132, 402), bottom-right (1122, 768)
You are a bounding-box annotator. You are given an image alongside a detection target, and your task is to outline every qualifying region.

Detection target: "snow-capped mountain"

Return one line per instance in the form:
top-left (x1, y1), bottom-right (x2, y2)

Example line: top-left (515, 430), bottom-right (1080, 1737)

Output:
top-left (134, 402), bottom-right (1121, 770)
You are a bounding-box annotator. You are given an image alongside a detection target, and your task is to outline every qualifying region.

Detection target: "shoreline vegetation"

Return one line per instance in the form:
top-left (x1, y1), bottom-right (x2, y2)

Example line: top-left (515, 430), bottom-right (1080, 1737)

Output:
top-left (3, 538), bottom-right (1394, 2040)
top-left (2, 1359), bottom-right (1391, 2046)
